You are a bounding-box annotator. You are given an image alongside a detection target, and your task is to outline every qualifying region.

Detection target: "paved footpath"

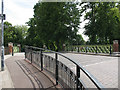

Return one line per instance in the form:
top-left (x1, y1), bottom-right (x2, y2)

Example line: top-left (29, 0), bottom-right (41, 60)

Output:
top-left (0, 53), bottom-right (61, 89)
top-left (0, 54), bottom-right (14, 89)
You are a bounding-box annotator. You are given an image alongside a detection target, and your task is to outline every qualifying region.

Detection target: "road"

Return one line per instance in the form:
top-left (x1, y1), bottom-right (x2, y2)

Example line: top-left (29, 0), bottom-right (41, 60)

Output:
top-left (44, 53), bottom-right (118, 88)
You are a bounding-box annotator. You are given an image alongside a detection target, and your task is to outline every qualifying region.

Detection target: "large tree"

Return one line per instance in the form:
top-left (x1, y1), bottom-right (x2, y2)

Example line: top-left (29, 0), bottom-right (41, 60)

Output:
top-left (27, 2), bottom-right (81, 51)
top-left (80, 2), bottom-right (120, 44)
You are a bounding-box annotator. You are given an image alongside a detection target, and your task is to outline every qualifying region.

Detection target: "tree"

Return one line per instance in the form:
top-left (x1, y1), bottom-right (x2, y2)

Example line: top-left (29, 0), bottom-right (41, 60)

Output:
top-left (4, 21), bottom-right (28, 47)
top-left (27, 2), bottom-right (81, 51)
top-left (71, 34), bottom-right (85, 45)
top-left (80, 2), bottom-right (120, 44)
top-left (4, 21), bottom-right (15, 46)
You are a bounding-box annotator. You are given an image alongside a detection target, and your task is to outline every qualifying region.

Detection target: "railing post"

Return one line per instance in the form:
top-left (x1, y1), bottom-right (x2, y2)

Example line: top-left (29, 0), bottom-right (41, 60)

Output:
top-left (96, 46), bottom-right (98, 54)
top-left (76, 65), bottom-right (80, 90)
top-left (55, 53), bottom-right (58, 85)
top-left (31, 49), bottom-right (32, 64)
top-left (110, 45), bottom-right (112, 55)
top-left (40, 50), bottom-right (43, 71)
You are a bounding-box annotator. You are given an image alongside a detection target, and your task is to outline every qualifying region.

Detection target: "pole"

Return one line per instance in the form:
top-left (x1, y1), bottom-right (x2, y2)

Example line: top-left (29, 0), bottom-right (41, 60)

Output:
top-left (55, 53), bottom-right (58, 85)
top-left (1, 0), bottom-right (4, 71)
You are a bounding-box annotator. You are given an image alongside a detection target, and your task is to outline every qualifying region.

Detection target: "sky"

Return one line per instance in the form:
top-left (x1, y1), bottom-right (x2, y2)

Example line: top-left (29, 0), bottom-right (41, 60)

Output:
top-left (0, 0), bottom-right (89, 41)
top-left (3, 0), bottom-right (38, 25)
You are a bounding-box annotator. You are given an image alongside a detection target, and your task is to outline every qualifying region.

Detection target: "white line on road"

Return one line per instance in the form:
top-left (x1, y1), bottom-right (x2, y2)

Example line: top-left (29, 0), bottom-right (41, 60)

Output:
top-left (83, 60), bottom-right (117, 67)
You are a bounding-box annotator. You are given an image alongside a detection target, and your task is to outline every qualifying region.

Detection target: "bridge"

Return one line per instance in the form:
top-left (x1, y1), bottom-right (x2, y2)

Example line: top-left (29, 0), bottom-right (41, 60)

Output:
top-left (0, 46), bottom-right (118, 89)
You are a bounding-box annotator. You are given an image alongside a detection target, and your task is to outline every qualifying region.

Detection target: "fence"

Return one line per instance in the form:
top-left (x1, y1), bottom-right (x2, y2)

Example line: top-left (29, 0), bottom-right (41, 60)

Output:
top-left (4, 46), bottom-right (20, 55)
top-left (25, 46), bottom-right (103, 90)
top-left (65, 45), bottom-right (112, 55)
top-left (4, 47), bottom-right (10, 55)
top-left (13, 46), bottom-right (19, 53)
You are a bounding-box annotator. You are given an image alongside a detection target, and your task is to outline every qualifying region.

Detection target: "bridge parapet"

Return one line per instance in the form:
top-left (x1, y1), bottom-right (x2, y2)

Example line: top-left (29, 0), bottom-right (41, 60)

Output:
top-left (65, 45), bottom-right (112, 55)
top-left (25, 45), bottom-right (104, 90)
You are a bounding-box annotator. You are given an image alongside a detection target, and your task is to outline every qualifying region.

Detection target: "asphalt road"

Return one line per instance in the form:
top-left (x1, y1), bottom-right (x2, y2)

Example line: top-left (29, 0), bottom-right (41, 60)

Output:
top-left (44, 53), bottom-right (118, 88)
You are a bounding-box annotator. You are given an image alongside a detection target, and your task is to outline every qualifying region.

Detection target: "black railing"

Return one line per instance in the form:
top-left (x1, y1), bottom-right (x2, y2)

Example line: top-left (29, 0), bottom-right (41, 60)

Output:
top-left (25, 46), bottom-right (104, 90)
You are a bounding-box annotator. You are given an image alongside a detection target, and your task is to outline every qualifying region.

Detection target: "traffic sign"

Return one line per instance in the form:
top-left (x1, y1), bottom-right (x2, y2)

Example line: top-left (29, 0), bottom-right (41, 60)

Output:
top-left (0, 14), bottom-right (6, 20)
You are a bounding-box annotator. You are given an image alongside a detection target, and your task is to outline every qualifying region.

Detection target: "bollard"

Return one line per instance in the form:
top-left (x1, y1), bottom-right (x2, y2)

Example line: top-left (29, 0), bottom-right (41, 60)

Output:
top-left (96, 46), bottom-right (98, 54)
top-left (86, 47), bottom-right (88, 53)
top-left (12, 47), bottom-right (14, 56)
top-left (25, 49), bottom-right (26, 59)
top-left (78, 47), bottom-right (79, 53)
top-left (110, 46), bottom-right (112, 55)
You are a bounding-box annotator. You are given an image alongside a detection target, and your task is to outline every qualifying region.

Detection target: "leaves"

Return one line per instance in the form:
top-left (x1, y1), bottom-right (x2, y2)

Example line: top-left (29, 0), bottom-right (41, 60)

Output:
top-left (80, 2), bottom-right (120, 44)
top-left (27, 2), bottom-right (82, 51)
top-left (4, 21), bottom-right (28, 46)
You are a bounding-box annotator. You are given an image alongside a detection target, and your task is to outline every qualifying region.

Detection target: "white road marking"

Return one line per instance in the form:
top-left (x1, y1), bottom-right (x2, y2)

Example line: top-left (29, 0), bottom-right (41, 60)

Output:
top-left (83, 60), bottom-right (117, 67)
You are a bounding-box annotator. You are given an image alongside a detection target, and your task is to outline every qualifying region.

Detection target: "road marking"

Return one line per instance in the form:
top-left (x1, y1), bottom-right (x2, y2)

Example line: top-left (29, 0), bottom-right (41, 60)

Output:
top-left (83, 60), bottom-right (117, 67)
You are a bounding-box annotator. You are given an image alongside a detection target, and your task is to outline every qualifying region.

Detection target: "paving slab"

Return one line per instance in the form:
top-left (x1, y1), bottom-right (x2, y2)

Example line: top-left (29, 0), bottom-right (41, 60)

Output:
top-left (5, 54), bottom-right (60, 89)
top-left (0, 54), bottom-right (14, 89)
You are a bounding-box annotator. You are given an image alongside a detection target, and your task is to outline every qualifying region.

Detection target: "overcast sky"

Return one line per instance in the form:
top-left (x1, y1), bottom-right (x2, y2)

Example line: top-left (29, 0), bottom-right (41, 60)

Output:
top-left (0, 0), bottom-right (88, 41)
top-left (3, 0), bottom-right (38, 25)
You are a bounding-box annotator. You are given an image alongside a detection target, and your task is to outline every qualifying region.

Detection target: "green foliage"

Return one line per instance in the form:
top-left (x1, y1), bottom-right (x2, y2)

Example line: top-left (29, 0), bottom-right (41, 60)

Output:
top-left (27, 2), bottom-right (81, 51)
top-left (71, 34), bottom-right (85, 45)
top-left (80, 2), bottom-right (120, 44)
top-left (4, 21), bottom-right (28, 47)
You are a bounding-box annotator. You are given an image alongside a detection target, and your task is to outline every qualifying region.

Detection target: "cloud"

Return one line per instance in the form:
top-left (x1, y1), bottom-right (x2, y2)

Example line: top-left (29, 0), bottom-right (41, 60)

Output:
top-left (1, 0), bottom-right (89, 41)
top-left (3, 0), bottom-right (38, 25)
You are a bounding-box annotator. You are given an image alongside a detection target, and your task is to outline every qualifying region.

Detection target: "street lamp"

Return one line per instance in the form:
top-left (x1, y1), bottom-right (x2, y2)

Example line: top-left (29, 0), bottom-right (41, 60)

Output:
top-left (0, 0), bottom-right (5, 71)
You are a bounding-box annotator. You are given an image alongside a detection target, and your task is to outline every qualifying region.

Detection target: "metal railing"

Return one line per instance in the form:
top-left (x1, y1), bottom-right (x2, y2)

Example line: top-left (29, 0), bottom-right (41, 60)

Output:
top-left (65, 45), bottom-right (112, 55)
top-left (25, 46), bottom-right (104, 90)
top-left (4, 46), bottom-right (20, 56)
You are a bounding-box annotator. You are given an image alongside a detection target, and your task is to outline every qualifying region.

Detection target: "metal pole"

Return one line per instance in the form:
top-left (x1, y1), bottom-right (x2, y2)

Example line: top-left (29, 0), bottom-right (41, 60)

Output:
top-left (12, 47), bottom-right (14, 56)
top-left (96, 46), bottom-right (98, 54)
top-left (76, 65), bottom-right (80, 90)
top-left (40, 50), bottom-right (43, 71)
top-left (86, 46), bottom-right (88, 53)
top-left (55, 53), bottom-right (58, 85)
top-left (78, 47), bottom-right (79, 53)
top-left (110, 46), bottom-right (112, 55)
top-left (1, 0), bottom-right (4, 71)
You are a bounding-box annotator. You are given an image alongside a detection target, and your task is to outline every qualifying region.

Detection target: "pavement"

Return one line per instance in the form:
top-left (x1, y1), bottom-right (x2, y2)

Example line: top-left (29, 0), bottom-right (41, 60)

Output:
top-left (0, 53), bottom-right (14, 89)
top-left (0, 53), bottom-right (61, 89)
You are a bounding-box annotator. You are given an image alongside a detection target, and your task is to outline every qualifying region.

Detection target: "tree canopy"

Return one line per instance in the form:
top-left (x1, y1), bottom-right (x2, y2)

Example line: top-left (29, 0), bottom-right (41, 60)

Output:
top-left (26, 2), bottom-right (83, 51)
top-left (4, 21), bottom-right (28, 47)
top-left (80, 2), bottom-right (120, 45)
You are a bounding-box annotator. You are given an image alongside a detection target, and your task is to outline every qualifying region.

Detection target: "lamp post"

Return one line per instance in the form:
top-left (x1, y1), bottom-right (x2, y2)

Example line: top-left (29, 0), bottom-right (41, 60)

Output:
top-left (1, 0), bottom-right (5, 71)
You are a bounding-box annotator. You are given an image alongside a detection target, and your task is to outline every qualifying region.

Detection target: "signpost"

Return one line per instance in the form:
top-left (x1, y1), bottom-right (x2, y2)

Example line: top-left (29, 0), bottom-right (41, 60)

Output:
top-left (0, 0), bottom-right (5, 71)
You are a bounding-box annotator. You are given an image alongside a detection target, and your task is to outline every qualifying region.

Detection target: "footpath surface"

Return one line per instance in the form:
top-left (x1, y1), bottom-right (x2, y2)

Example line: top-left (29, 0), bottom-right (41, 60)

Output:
top-left (0, 54), bottom-right (14, 89)
top-left (0, 53), bottom-right (60, 89)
